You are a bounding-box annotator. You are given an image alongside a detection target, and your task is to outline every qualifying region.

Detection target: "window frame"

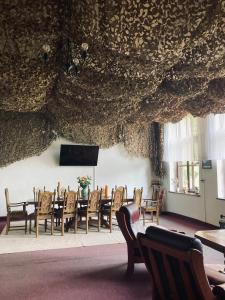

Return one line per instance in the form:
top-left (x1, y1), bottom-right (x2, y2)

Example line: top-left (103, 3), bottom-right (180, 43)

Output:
top-left (170, 161), bottom-right (200, 195)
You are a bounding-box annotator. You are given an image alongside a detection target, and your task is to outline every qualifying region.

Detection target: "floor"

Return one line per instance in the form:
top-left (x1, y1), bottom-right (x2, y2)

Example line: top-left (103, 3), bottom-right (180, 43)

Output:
top-left (0, 214), bottom-right (224, 300)
top-left (0, 214), bottom-right (222, 262)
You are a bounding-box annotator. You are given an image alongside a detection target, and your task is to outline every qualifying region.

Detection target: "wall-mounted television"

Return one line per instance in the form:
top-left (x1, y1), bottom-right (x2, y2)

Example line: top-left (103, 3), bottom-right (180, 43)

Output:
top-left (59, 145), bottom-right (99, 166)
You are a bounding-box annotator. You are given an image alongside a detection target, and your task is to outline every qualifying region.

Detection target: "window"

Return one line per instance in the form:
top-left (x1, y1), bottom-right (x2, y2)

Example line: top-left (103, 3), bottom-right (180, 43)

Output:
top-left (170, 161), bottom-right (200, 194)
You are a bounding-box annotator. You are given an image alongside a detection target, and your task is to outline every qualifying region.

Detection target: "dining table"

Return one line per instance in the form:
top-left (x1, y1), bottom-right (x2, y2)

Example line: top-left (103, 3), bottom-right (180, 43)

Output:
top-left (195, 229), bottom-right (225, 274)
top-left (26, 197), bottom-right (135, 231)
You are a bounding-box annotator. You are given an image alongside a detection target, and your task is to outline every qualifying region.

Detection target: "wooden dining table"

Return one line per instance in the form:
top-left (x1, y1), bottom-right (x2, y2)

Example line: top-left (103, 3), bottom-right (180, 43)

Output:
top-left (195, 229), bottom-right (225, 274)
top-left (195, 229), bottom-right (225, 254)
top-left (26, 197), bottom-right (134, 231)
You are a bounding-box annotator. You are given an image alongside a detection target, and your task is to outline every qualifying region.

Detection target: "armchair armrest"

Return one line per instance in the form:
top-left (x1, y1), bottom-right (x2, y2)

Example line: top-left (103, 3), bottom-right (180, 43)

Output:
top-left (213, 283), bottom-right (225, 298)
top-left (144, 200), bottom-right (158, 207)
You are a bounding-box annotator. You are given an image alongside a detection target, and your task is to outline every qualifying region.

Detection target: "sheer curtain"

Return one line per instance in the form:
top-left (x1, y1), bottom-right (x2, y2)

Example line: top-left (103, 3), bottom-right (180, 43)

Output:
top-left (217, 160), bottom-right (225, 198)
top-left (163, 115), bottom-right (203, 162)
top-left (204, 114), bottom-right (225, 160)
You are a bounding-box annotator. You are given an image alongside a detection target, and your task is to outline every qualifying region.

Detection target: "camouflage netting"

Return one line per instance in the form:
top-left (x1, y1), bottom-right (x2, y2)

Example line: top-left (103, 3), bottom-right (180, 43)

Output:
top-left (0, 111), bottom-right (55, 167)
top-left (1, 0), bottom-right (225, 167)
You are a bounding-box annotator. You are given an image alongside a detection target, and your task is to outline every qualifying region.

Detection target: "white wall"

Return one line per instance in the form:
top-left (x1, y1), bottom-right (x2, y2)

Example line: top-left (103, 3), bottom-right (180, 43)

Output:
top-left (163, 161), bottom-right (225, 226)
top-left (0, 138), bottom-right (151, 216)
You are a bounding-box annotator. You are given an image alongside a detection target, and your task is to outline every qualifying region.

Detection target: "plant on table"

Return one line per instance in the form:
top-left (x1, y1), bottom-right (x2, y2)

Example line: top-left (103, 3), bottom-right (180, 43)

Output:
top-left (77, 176), bottom-right (91, 199)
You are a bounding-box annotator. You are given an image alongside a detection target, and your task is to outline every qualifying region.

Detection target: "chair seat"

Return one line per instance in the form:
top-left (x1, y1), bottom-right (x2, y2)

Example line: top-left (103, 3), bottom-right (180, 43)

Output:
top-left (9, 211), bottom-right (27, 219)
top-left (29, 212), bottom-right (53, 219)
top-left (101, 206), bottom-right (111, 212)
top-left (78, 209), bottom-right (98, 216)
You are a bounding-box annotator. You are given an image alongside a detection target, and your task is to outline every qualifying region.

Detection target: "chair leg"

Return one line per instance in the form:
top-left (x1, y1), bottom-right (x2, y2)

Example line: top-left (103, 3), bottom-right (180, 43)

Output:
top-left (6, 215), bottom-right (10, 235)
top-left (45, 219), bottom-right (47, 232)
top-left (74, 215), bottom-right (77, 233)
top-left (86, 214), bottom-right (88, 234)
top-left (61, 216), bottom-right (64, 236)
top-left (29, 217), bottom-right (32, 234)
top-left (51, 216), bottom-right (54, 235)
top-left (156, 208), bottom-right (159, 225)
top-left (98, 212), bottom-right (100, 232)
top-left (86, 217), bottom-right (88, 234)
top-left (25, 216), bottom-right (27, 234)
top-left (126, 247), bottom-right (134, 276)
top-left (151, 212), bottom-right (153, 222)
top-left (36, 217), bottom-right (39, 238)
top-left (109, 213), bottom-right (112, 233)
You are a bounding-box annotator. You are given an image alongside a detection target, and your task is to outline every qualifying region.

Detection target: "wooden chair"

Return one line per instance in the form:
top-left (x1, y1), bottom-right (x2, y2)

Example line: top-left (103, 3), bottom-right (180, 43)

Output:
top-left (116, 203), bottom-right (145, 275)
top-left (29, 190), bottom-right (56, 237)
top-left (56, 182), bottom-right (67, 199)
top-left (138, 226), bottom-right (225, 300)
top-left (115, 185), bottom-right (127, 204)
top-left (5, 188), bottom-right (28, 234)
top-left (101, 188), bottom-right (124, 233)
top-left (142, 188), bottom-right (165, 225)
top-left (78, 189), bottom-right (101, 234)
top-left (133, 187), bottom-right (143, 212)
top-left (55, 190), bottom-right (79, 235)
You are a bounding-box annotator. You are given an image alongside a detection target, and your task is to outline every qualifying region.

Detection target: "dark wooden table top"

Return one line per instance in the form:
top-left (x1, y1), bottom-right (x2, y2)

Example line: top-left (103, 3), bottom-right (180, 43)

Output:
top-left (195, 229), bottom-right (225, 254)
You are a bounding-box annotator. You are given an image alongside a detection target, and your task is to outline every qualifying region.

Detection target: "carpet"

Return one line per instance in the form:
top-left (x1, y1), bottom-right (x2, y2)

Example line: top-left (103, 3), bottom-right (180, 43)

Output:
top-left (0, 214), bottom-right (224, 259)
top-left (0, 220), bottom-right (125, 254)
top-left (0, 243), bottom-right (152, 300)
top-left (0, 215), bottom-right (224, 300)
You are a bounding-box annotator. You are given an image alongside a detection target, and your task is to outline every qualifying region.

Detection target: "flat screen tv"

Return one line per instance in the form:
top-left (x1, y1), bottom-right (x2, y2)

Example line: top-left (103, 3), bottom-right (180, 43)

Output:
top-left (59, 145), bottom-right (99, 166)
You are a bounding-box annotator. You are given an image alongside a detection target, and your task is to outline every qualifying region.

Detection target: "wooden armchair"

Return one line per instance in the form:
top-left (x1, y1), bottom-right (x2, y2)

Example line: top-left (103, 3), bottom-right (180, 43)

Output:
top-left (78, 189), bottom-right (101, 234)
top-left (29, 190), bottom-right (56, 237)
top-left (142, 188), bottom-right (165, 225)
top-left (116, 203), bottom-right (145, 275)
top-left (101, 188), bottom-right (124, 233)
top-left (138, 226), bottom-right (225, 300)
top-left (55, 190), bottom-right (79, 235)
top-left (5, 188), bottom-right (28, 234)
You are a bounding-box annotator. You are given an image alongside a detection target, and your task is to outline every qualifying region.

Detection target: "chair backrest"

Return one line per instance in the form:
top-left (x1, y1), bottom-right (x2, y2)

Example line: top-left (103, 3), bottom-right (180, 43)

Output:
top-left (88, 189), bottom-right (101, 212)
top-left (133, 187), bottom-right (143, 209)
top-left (115, 185), bottom-right (127, 201)
top-left (36, 190), bottom-right (55, 215)
top-left (116, 203), bottom-right (145, 242)
top-left (138, 226), bottom-right (217, 300)
top-left (158, 188), bottom-right (165, 207)
top-left (5, 188), bottom-right (10, 210)
top-left (33, 187), bottom-right (47, 202)
top-left (63, 191), bottom-right (79, 214)
top-left (112, 188), bottom-right (124, 211)
top-left (33, 187), bottom-right (40, 202)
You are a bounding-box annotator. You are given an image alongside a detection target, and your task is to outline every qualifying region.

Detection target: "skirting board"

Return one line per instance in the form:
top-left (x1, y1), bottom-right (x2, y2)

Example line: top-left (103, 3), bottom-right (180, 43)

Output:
top-left (161, 211), bottom-right (218, 229)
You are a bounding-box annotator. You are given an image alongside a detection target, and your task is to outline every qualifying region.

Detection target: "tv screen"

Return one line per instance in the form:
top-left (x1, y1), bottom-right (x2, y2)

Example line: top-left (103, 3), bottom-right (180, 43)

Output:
top-left (59, 145), bottom-right (99, 166)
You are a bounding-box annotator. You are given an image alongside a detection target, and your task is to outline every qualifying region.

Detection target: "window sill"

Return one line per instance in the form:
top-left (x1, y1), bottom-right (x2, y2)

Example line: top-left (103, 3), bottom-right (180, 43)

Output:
top-left (169, 191), bottom-right (200, 197)
top-left (216, 197), bottom-right (225, 201)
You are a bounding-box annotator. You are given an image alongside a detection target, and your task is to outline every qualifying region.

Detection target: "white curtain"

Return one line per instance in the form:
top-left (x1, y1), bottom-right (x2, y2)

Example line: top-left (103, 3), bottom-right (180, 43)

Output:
top-left (164, 113), bottom-right (225, 162)
top-left (163, 115), bottom-right (203, 162)
top-left (204, 114), bottom-right (225, 160)
top-left (217, 160), bottom-right (225, 198)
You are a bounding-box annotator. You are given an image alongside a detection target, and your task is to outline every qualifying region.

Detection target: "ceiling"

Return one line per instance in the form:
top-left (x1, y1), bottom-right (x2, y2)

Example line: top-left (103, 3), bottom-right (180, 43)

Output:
top-left (0, 0), bottom-right (225, 166)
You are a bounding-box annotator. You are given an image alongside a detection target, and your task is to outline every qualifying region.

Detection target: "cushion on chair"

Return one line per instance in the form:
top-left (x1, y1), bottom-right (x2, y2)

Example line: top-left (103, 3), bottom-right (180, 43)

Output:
top-left (119, 204), bottom-right (145, 238)
top-left (145, 226), bottom-right (203, 252)
top-left (10, 210), bottom-right (27, 220)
